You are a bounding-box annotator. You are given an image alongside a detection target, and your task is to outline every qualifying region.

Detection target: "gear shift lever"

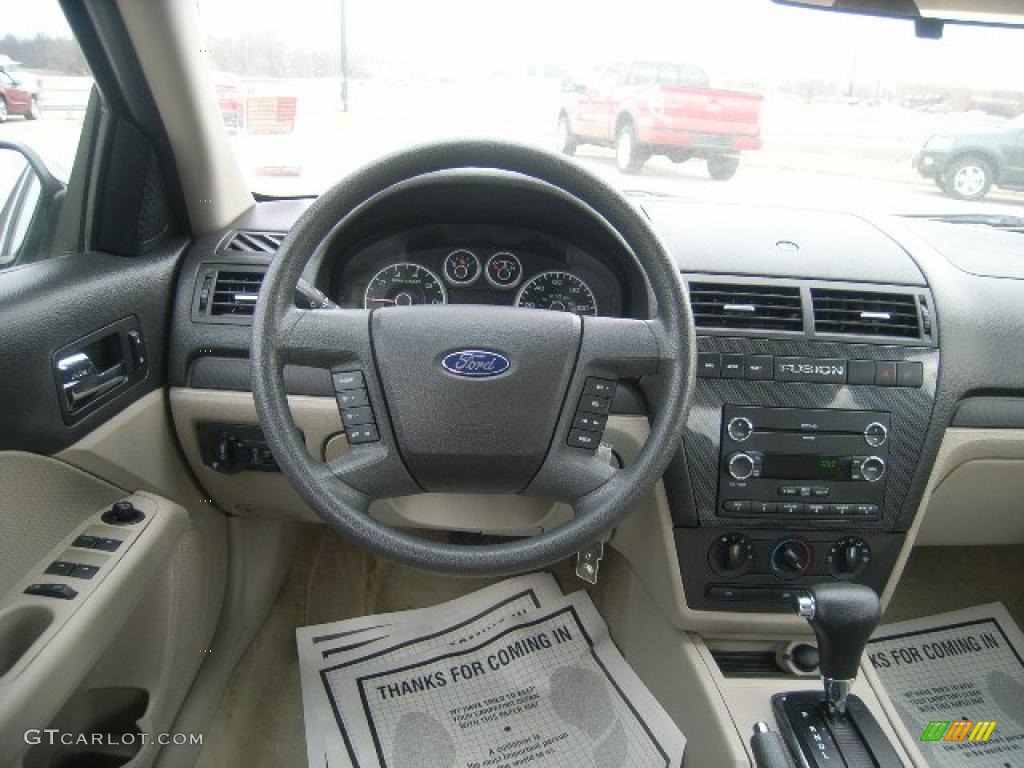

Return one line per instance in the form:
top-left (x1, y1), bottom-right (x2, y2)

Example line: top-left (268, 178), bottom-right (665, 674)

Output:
top-left (797, 582), bottom-right (880, 716)
top-left (772, 582), bottom-right (904, 767)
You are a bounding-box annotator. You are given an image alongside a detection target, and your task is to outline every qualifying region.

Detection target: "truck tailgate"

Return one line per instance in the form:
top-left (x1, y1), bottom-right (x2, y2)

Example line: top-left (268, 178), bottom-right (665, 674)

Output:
top-left (659, 87), bottom-right (763, 136)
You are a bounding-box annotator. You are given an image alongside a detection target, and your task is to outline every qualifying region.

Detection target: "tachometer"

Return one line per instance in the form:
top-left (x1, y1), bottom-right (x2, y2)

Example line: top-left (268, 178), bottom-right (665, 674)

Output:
top-left (515, 271), bottom-right (598, 315)
top-left (364, 263), bottom-right (447, 308)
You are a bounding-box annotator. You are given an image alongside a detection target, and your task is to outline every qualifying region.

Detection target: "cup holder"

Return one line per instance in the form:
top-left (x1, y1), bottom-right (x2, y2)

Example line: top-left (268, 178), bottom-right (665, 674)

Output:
top-left (0, 604), bottom-right (54, 678)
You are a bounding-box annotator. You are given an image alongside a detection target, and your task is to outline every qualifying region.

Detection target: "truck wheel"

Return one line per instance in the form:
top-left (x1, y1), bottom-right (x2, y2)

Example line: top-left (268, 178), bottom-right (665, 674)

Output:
top-left (615, 123), bottom-right (646, 175)
top-left (26, 96), bottom-right (40, 120)
top-left (556, 114), bottom-right (577, 156)
top-left (707, 155), bottom-right (740, 181)
top-left (943, 155), bottom-right (993, 201)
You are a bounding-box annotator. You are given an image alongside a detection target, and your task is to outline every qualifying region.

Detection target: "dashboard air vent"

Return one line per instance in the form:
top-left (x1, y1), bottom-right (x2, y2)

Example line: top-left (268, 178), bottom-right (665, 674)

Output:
top-left (209, 269), bottom-right (265, 317)
top-left (689, 282), bottom-right (803, 332)
top-left (223, 230), bottom-right (285, 253)
top-left (811, 288), bottom-right (921, 340)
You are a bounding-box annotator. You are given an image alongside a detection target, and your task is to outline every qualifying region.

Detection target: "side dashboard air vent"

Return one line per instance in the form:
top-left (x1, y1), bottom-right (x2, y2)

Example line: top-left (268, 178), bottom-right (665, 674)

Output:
top-left (222, 230), bottom-right (286, 253)
top-left (688, 282), bottom-right (803, 333)
top-left (811, 288), bottom-right (922, 340)
top-left (193, 266), bottom-right (267, 323)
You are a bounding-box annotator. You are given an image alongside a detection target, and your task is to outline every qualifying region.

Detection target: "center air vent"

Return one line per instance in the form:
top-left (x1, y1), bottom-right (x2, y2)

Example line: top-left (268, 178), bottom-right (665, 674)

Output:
top-left (222, 230), bottom-right (285, 253)
top-left (689, 282), bottom-right (803, 333)
top-left (193, 266), bottom-right (267, 323)
top-left (811, 288), bottom-right (922, 340)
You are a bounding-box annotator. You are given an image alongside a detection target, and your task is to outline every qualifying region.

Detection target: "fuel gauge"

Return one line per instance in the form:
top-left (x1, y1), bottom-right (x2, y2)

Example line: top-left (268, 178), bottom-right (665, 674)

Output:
top-left (485, 251), bottom-right (523, 289)
top-left (443, 249), bottom-right (481, 286)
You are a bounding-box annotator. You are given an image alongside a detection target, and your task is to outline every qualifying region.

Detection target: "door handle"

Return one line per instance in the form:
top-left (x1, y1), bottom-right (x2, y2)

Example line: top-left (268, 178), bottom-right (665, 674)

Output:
top-left (56, 352), bottom-right (127, 411)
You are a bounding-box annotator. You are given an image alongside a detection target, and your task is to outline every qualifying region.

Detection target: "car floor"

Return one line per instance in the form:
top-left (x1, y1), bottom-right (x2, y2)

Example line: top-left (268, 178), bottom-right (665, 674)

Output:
top-left (194, 528), bottom-right (580, 768)
top-left (193, 536), bottom-right (1024, 767)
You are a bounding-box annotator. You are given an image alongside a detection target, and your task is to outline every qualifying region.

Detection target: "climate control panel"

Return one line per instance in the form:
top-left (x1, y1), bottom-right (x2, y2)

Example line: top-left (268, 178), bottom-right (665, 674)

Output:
top-left (681, 528), bottom-right (901, 612)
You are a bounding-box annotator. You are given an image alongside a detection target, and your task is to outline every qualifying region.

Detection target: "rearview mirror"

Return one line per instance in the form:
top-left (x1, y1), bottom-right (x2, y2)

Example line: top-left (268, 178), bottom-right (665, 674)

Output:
top-left (773, 0), bottom-right (1024, 37)
top-left (0, 142), bottom-right (65, 267)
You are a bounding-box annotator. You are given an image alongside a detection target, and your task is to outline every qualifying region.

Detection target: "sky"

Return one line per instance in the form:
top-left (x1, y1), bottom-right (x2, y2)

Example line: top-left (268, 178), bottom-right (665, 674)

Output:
top-left (2, 0), bottom-right (1023, 90)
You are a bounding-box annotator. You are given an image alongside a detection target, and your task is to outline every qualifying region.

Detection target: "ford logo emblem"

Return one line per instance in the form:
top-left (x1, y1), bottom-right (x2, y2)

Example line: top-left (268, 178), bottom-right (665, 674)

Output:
top-left (441, 350), bottom-right (511, 378)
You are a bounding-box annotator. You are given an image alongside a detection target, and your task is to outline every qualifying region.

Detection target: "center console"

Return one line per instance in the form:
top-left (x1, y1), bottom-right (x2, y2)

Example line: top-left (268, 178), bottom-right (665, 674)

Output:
top-left (669, 276), bottom-right (941, 614)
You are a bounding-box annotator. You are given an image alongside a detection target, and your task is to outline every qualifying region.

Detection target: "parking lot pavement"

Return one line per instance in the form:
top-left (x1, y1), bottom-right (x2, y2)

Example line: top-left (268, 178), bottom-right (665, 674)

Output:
top-left (4, 111), bottom-right (1022, 218)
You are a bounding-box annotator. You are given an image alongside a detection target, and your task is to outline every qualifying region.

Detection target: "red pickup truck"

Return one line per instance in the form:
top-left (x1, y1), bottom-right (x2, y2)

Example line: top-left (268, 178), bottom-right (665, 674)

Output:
top-left (557, 61), bottom-right (763, 178)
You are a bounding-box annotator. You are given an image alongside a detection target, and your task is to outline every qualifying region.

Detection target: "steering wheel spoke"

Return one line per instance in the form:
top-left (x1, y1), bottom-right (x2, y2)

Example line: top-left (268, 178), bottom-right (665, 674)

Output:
top-left (277, 306), bottom-right (372, 369)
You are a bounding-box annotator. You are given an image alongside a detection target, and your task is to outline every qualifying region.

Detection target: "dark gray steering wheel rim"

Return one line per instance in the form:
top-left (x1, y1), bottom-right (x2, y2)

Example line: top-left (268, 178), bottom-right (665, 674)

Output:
top-left (251, 139), bottom-right (695, 576)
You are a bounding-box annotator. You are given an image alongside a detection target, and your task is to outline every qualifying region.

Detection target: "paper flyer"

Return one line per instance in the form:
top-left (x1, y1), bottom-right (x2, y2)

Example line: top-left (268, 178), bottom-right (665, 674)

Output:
top-left (321, 591), bottom-right (685, 768)
top-left (869, 602), bottom-right (1024, 767)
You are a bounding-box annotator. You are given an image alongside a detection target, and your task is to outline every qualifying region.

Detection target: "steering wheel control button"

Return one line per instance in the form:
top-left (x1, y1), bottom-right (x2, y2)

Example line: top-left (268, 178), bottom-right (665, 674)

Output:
top-left (583, 378), bottom-right (617, 398)
top-left (568, 430), bottom-right (601, 450)
top-left (340, 406), bottom-right (375, 427)
top-left (863, 422), bottom-right (888, 447)
top-left (24, 583), bottom-right (78, 600)
top-left (721, 354), bottom-right (744, 379)
top-left (484, 252), bottom-right (523, 289)
top-left (726, 416), bottom-right (754, 442)
top-left (336, 389), bottom-right (369, 408)
top-left (697, 353), bottom-right (721, 378)
top-left (101, 500), bottom-right (144, 525)
top-left (897, 361), bottom-right (924, 388)
top-left (573, 412), bottom-right (607, 432)
top-left (332, 371), bottom-right (365, 391)
top-left (346, 425), bottom-right (380, 445)
top-left (443, 249), bottom-right (480, 287)
top-left (847, 359), bottom-right (876, 385)
top-left (744, 355), bottom-right (774, 380)
top-left (568, 377), bottom-right (617, 450)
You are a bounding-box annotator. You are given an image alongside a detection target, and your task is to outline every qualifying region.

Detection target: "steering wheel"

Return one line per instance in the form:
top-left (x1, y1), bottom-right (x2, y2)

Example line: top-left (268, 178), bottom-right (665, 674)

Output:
top-left (251, 140), bottom-right (695, 576)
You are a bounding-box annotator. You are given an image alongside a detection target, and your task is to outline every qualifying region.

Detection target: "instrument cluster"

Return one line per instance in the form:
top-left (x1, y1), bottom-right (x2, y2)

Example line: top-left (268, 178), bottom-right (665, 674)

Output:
top-left (331, 224), bottom-right (623, 317)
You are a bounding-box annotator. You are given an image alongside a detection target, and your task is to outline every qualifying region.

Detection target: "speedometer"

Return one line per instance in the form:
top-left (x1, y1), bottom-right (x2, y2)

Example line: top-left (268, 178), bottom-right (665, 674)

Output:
top-left (364, 263), bottom-right (447, 308)
top-left (515, 271), bottom-right (598, 316)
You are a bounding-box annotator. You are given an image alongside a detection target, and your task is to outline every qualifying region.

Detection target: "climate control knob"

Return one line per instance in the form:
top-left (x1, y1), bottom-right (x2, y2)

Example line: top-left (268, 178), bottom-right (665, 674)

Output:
top-left (727, 416), bottom-right (754, 442)
top-left (770, 537), bottom-right (813, 579)
top-left (727, 452), bottom-right (756, 481)
top-left (709, 533), bottom-right (755, 578)
top-left (860, 456), bottom-right (886, 483)
top-left (828, 536), bottom-right (871, 579)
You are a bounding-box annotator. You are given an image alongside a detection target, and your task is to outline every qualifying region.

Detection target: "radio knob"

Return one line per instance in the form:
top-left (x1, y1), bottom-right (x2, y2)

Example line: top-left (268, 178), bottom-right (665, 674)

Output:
top-left (770, 537), bottom-right (813, 579)
top-left (860, 456), bottom-right (886, 483)
top-left (864, 422), bottom-right (888, 447)
top-left (727, 452), bottom-right (756, 481)
top-left (727, 416), bottom-right (754, 442)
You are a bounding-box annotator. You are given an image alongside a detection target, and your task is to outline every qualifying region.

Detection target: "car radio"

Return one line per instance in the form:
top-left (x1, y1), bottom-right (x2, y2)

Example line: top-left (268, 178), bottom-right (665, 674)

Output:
top-left (717, 405), bottom-right (890, 521)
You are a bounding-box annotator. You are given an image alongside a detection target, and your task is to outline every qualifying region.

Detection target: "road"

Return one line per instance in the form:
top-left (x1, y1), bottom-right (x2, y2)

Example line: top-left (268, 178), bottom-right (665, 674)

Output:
top-left (3, 105), bottom-right (1023, 219)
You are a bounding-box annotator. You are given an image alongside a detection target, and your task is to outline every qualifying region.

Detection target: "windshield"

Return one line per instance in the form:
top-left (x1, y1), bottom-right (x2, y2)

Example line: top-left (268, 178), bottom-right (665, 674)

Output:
top-left (4, 0), bottom-right (1023, 216)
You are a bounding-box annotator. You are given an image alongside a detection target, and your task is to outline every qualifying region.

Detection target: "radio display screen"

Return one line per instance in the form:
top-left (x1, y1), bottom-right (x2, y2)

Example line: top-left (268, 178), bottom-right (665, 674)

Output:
top-left (762, 454), bottom-right (852, 481)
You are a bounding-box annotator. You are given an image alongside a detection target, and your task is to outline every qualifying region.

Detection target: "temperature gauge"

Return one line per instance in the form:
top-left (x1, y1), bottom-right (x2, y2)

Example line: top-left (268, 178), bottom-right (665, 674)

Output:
top-left (443, 249), bottom-right (481, 286)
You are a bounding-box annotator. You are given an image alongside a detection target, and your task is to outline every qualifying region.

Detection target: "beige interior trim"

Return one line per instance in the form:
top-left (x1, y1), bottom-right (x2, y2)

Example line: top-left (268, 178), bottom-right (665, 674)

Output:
top-left (913, 428), bottom-right (1024, 546)
top-left (0, 492), bottom-right (188, 765)
top-left (115, 0), bottom-right (253, 232)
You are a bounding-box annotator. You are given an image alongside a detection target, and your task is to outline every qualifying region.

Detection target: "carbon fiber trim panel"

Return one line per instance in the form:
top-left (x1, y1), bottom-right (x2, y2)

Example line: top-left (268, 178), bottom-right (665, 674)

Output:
top-left (683, 336), bottom-right (938, 531)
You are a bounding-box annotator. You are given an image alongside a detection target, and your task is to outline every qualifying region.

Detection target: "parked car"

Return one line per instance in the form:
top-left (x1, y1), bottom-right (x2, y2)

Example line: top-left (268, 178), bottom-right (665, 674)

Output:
top-left (556, 60), bottom-right (763, 177)
top-left (0, 55), bottom-right (41, 122)
top-left (913, 113), bottom-right (1024, 200)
